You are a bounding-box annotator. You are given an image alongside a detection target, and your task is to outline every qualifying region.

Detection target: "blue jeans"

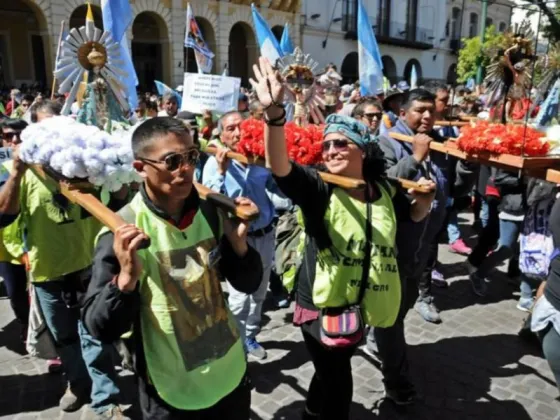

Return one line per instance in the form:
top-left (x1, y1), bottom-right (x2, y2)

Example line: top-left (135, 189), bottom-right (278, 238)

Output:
top-left (520, 274), bottom-right (543, 300)
top-left (447, 208), bottom-right (461, 244)
top-left (476, 218), bottom-right (521, 278)
top-left (35, 280), bottom-right (120, 414)
top-left (480, 197), bottom-right (489, 228)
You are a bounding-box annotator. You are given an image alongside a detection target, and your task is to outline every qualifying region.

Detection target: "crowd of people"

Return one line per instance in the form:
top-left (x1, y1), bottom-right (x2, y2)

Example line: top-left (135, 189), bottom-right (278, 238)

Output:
top-left (0, 57), bottom-right (558, 420)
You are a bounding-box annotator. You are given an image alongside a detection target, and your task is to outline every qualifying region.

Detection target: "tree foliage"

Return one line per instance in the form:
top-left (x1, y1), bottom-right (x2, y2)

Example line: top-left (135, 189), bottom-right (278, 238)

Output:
top-left (456, 26), bottom-right (504, 83)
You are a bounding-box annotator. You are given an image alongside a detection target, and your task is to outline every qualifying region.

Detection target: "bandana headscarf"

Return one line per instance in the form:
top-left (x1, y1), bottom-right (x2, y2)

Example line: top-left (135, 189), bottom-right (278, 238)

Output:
top-left (323, 114), bottom-right (376, 148)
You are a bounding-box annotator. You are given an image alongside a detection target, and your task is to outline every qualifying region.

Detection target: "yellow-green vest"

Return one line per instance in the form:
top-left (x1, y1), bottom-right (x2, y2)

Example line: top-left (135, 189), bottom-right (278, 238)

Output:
top-left (2, 161), bottom-right (101, 281)
top-left (114, 193), bottom-right (245, 410)
top-left (313, 184), bottom-right (402, 327)
top-left (0, 163), bottom-right (24, 264)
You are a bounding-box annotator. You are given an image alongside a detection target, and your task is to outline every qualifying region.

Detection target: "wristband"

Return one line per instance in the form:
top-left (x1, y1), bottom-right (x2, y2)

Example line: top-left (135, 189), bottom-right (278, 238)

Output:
top-left (265, 107), bottom-right (287, 126)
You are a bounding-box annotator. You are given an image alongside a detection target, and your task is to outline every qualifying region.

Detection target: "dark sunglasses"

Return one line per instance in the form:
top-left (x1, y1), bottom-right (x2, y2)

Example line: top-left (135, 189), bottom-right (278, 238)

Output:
top-left (363, 112), bottom-right (383, 121)
top-left (140, 149), bottom-right (200, 172)
top-left (2, 131), bottom-right (21, 141)
top-left (321, 138), bottom-right (350, 153)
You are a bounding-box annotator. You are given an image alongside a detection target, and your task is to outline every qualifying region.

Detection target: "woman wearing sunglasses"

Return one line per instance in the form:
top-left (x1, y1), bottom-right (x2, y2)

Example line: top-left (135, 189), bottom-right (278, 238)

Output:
top-left (250, 57), bottom-right (436, 419)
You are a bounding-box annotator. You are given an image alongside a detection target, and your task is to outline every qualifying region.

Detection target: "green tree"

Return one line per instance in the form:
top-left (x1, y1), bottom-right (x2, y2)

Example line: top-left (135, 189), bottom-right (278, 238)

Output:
top-left (456, 26), bottom-right (504, 83)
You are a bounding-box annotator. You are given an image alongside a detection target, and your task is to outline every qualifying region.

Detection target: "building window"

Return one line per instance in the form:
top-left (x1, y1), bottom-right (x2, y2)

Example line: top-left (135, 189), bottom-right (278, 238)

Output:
top-left (486, 17), bottom-right (493, 27)
top-left (499, 22), bottom-right (507, 32)
top-left (469, 13), bottom-right (478, 38)
top-left (377, 0), bottom-right (391, 37)
top-left (406, 0), bottom-right (419, 41)
top-left (342, 0), bottom-right (358, 32)
top-left (451, 7), bottom-right (461, 39)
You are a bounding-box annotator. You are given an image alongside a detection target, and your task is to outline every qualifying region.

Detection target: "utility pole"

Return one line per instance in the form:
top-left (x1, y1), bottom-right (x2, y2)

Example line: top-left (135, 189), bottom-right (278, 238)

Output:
top-left (476, 0), bottom-right (488, 85)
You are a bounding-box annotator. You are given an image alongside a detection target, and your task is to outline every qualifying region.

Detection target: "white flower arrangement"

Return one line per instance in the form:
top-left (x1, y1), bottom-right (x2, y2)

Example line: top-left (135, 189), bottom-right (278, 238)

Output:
top-left (20, 116), bottom-right (142, 192)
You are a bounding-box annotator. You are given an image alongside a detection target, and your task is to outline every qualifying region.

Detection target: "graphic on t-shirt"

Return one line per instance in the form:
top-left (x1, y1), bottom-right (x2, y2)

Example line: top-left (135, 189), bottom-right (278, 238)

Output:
top-left (154, 238), bottom-right (239, 371)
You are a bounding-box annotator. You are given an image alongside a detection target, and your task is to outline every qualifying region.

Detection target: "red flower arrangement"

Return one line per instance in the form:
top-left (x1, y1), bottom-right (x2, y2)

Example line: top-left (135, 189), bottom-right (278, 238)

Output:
top-left (457, 121), bottom-right (549, 157)
top-left (237, 118), bottom-right (324, 165)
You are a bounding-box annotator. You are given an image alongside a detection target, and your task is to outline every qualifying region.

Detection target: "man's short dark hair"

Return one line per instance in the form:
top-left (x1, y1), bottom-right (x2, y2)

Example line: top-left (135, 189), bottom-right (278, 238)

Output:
top-left (423, 81), bottom-right (448, 96)
top-left (131, 117), bottom-right (189, 158)
top-left (1, 118), bottom-right (28, 131)
top-left (30, 100), bottom-right (61, 123)
top-left (146, 100), bottom-right (158, 112)
top-left (217, 111), bottom-right (243, 135)
top-left (351, 96), bottom-right (383, 118)
top-left (22, 94), bottom-right (34, 104)
top-left (401, 89), bottom-right (436, 110)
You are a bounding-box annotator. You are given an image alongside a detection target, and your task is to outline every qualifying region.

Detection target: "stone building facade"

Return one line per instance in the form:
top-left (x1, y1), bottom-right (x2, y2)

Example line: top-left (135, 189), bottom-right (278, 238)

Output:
top-left (0, 0), bottom-right (300, 91)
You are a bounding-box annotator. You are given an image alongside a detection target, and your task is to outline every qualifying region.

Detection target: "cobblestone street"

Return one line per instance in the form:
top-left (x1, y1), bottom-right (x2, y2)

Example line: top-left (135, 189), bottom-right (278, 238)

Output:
top-left (1, 219), bottom-right (560, 420)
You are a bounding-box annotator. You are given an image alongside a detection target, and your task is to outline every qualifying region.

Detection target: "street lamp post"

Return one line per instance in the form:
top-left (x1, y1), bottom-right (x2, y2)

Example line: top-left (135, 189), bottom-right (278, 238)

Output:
top-left (476, 0), bottom-right (488, 85)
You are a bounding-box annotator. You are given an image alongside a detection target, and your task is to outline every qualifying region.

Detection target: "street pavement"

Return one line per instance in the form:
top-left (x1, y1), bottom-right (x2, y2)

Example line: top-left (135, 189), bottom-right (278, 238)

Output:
top-left (1, 216), bottom-right (559, 419)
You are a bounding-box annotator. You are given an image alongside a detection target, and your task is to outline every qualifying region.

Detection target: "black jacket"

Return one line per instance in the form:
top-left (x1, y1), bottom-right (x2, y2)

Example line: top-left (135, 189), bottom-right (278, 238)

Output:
top-left (495, 170), bottom-right (526, 216)
top-left (81, 187), bottom-right (263, 344)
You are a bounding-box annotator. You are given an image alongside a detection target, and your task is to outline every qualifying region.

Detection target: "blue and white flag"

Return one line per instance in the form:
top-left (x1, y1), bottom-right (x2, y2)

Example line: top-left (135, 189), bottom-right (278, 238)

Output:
top-left (55, 23), bottom-right (71, 78)
top-left (155, 80), bottom-right (182, 108)
top-left (357, 0), bottom-right (383, 96)
top-left (466, 77), bottom-right (476, 91)
top-left (101, 0), bottom-right (138, 110)
top-left (280, 23), bottom-right (294, 56)
top-left (535, 78), bottom-right (560, 127)
top-left (410, 65), bottom-right (418, 89)
top-left (251, 4), bottom-right (282, 64)
top-left (185, 3), bottom-right (214, 73)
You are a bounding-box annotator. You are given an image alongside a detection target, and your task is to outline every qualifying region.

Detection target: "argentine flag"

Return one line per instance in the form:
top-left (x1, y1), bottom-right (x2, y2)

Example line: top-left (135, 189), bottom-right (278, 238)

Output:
top-left (358, 0), bottom-right (383, 96)
top-left (251, 4), bottom-right (282, 64)
top-left (535, 78), bottom-right (560, 127)
top-left (101, 0), bottom-right (138, 110)
top-left (280, 23), bottom-right (294, 56)
top-left (410, 65), bottom-right (418, 89)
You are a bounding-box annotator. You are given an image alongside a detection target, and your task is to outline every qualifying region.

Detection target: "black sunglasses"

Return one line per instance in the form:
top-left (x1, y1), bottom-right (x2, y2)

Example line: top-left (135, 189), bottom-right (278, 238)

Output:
top-left (363, 112), bottom-right (383, 121)
top-left (321, 138), bottom-right (350, 153)
top-left (140, 149), bottom-right (200, 172)
top-left (2, 131), bottom-right (21, 141)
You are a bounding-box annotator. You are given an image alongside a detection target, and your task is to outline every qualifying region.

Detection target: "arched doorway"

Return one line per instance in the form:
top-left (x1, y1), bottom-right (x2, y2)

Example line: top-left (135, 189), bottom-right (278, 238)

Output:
top-left (228, 22), bottom-right (257, 87)
top-left (381, 56), bottom-right (397, 85)
top-left (403, 59), bottom-right (422, 86)
top-left (447, 64), bottom-right (457, 85)
top-left (0, 0), bottom-right (50, 89)
top-left (132, 12), bottom-right (171, 92)
top-left (70, 4), bottom-right (103, 30)
top-left (271, 25), bottom-right (283, 42)
top-left (340, 52), bottom-right (358, 84)
top-left (185, 17), bottom-right (216, 74)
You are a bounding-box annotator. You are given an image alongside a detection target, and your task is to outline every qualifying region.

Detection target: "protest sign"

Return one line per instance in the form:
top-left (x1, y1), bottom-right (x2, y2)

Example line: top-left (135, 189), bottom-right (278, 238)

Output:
top-left (181, 73), bottom-right (241, 114)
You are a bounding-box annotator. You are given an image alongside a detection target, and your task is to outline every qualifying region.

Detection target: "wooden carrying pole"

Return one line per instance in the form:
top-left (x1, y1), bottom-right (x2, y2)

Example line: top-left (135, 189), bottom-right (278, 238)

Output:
top-left (204, 147), bottom-right (433, 193)
top-left (30, 165), bottom-right (260, 248)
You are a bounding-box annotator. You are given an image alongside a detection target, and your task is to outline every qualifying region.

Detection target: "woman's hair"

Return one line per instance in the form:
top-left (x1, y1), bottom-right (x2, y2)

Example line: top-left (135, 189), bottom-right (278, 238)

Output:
top-left (362, 141), bottom-right (386, 184)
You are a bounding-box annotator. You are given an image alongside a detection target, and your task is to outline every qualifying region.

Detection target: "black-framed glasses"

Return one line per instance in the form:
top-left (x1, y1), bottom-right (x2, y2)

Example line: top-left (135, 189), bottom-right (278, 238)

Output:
top-left (363, 112), bottom-right (383, 121)
top-left (2, 131), bottom-right (21, 141)
top-left (140, 149), bottom-right (200, 172)
top-left (321, 138), bottom-right (350, 153)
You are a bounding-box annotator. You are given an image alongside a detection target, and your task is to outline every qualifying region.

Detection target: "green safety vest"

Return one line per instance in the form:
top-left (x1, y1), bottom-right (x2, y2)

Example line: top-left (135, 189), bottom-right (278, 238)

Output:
top-left (113, 192), bottom-right (245, 410)
top-left (313, 184), bottom-right (402, 327)
top-left (0, 163), bottom-right (24, 264)
top-left (3, 161), bottom-right (101, 282)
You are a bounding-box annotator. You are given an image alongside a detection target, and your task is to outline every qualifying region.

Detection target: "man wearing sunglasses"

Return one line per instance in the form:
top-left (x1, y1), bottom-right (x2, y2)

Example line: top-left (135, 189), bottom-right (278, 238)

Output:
top-left (351, 97), bottom-right (384, 136)
top-left (203, 111), bottom-right (289, 361)
top-left (83, 117), bottom-right (262, 419)
top-left (1, 118), bottom-right (26, 147)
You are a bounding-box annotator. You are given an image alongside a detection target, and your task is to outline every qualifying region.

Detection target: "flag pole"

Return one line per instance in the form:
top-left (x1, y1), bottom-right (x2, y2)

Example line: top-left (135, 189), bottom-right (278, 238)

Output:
top-left (184, 3), bottom-right (190, 74)
top-left (51, 20), bottom-right (65, 100)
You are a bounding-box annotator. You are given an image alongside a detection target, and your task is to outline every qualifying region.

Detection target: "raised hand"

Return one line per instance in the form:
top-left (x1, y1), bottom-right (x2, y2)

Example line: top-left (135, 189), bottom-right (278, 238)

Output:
top-left (249, 57), bottom-right (284, 110)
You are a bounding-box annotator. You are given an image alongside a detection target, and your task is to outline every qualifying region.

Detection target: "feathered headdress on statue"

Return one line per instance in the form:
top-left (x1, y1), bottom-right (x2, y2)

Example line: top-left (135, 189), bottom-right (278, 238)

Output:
top-left (54, 4), bottom-right (130, 129)
top-left (484, 22), bottom-right (535, 109)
